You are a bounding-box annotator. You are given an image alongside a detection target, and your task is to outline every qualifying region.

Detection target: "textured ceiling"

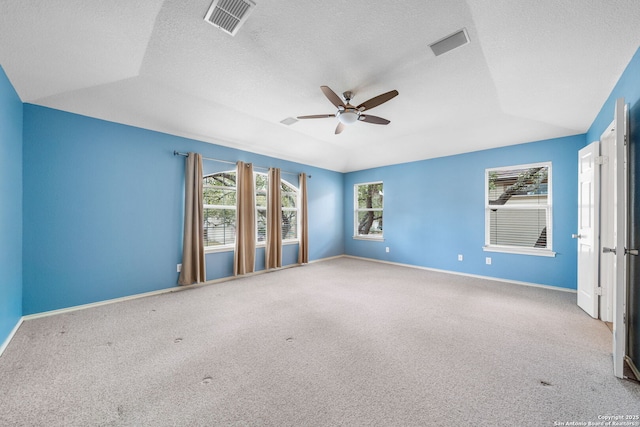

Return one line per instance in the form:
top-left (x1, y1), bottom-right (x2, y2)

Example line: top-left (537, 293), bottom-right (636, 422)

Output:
top-left (1, 0), bottom-right (639, 172)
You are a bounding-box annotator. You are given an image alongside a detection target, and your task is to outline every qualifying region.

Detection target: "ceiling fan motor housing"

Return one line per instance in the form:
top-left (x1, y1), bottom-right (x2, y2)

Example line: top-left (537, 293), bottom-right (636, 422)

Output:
top-left (338, 109), bottom-right (359, 124)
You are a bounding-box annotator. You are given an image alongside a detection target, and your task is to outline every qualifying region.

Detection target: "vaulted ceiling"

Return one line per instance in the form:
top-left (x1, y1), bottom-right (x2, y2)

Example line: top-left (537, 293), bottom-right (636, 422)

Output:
top-left (1, 1), bottom-right (639, 172)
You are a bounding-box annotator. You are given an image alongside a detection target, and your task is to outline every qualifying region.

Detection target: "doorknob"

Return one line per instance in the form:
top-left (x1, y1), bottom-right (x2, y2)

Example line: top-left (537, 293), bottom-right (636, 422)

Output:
top-left (571, 234), bottom-right (582, 239)
top-left (625, 248), bottom-right (639, 256)
top-left (602, 247), bottom-right (616, 254)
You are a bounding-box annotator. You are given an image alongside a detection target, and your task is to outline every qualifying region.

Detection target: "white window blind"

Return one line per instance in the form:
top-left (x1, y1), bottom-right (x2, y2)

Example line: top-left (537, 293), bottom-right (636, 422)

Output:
top-left (485, 163), bottom-right (553, 255)
top-left (281, 180), bottom-right (298, 241)
top-left (203, 170), bottom-right (300, 250)
top-left (203, 171), bottom-right (237, 248)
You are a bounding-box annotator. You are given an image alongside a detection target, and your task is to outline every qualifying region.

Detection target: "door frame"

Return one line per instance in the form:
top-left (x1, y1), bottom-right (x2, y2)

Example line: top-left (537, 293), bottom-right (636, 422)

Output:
top-left (612, 97), bottom-right (628, 378)
top-left (577, 98), bottom-right (628, 378)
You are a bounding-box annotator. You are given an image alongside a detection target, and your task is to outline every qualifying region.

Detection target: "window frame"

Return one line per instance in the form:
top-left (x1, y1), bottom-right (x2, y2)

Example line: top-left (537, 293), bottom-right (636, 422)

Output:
top-left (483, 161), bottom-right (555, 257)
top-left (280, 178), bottom-right (300, 243)
top-left (203, 170), bottom-right (237, 253)
top-left (353, 181), bottom-right (384, 241)
top-left (254, 172), bottom-right (301, 247)
top-left (204, 171), bottom-right (300, 253)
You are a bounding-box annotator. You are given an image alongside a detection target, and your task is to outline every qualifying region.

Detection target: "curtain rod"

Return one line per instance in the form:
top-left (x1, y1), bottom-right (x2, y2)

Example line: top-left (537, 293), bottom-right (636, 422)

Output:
top-left (173, 151), bottom-right (311, 178)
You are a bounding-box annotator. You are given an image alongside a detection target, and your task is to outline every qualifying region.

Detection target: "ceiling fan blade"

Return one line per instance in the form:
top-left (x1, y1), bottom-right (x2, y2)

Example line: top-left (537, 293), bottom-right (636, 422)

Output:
top-left (356, 89), bottom-right (399, 111)
top-left (335, 122), bottom-right (346, 134)
top-left (321, 86), bottom-right (346, 109)
top-left (359, 115), bottom-right (390, 125)
top-left (297, 114), bottom-right (335, 119)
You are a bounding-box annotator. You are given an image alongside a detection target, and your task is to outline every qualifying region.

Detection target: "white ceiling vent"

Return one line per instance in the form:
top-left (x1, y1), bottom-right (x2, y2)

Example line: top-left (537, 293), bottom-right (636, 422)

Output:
top-left (429, 28), bottom-right (470, 56)
top-left (280, 117), bottom-right (298, 126)
top-left (204, 0), bottom-right (256, 36)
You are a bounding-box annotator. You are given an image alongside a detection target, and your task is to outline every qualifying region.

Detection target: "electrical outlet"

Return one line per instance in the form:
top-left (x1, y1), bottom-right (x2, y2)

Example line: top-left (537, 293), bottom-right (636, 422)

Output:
top-left (177, 264), bottom-right (182, 272)
top-left (485, 257), bottom-right (492, 265)
top-left (385, 247), bottom-right (390, 253)
top-left (458, 254), bottom-right (463, 261)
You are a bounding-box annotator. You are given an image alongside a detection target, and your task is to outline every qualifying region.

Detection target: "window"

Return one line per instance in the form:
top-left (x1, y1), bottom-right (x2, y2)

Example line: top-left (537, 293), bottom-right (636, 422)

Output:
top-left (484, 162), bottom-right (554, 256)
top-left (255, 172), bottom-right (299, 243)
top-left (203, 171), bottom-right (237, 249)
top-left (255, 173), bottom-right (267, 243)
top-left (203, 170), bottom-right (299, 250)
top-left (354, 182), bottom-right (383, 239)
top-left (281, 179), bottom-right (298, 241)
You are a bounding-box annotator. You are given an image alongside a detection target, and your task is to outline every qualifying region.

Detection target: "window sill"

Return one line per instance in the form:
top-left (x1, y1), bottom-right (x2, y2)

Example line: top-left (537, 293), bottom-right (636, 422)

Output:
top-left (204, 244), bottom-right (236, 254)
top-left (205, 240), bottom-right (299, 254)
top-left (205, 245), bottom-right (234, 254)
top-left (353, 235), bottom-right (385, 242)
top-left (257, 240), bottom-right (299, 248)
top-left (483, 245), bottom-right (556, 257)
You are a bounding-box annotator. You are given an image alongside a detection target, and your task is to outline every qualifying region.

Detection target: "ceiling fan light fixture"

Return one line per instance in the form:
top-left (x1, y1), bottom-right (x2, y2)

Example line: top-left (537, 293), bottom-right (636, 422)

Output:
top-left (338, 110), bottom-right (359, 125)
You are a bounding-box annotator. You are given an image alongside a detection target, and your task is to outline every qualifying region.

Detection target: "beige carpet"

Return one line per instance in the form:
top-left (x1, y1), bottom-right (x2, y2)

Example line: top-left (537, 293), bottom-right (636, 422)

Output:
top-left (1, 257), bottom-right (639, 426)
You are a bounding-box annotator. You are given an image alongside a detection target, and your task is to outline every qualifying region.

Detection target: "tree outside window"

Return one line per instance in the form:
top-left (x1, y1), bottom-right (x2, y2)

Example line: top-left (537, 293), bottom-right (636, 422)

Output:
top-left (203, 171), bottom-right (299, 249)
top-left (354, 182), bottom-right (383, 238)
top-left (485, 163), bottom-right (552, 254)
top-left (203, 172), bottom-right (237, 248)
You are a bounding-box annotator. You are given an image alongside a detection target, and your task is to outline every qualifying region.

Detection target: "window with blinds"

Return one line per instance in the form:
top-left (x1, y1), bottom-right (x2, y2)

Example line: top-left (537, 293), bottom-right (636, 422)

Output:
top-left (203, 171), bottom-right (237, 248)
top-left (255, 173), bottom-right (267, 243)
top-left (203, 171), bottom-right (299, 251)
top-left (281, 180), bottom-right (298, 241)
top-left (255, 172), bottom-right (299, 243)
top-left (485, 163), bottom-right (554, 256)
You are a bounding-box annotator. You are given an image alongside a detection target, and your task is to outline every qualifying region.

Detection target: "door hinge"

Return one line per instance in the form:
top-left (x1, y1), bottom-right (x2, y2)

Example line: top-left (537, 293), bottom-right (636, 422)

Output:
top-left (595, 287), bottom-right (603, 296)
top-left (595, 156), bottom-right (608, 165)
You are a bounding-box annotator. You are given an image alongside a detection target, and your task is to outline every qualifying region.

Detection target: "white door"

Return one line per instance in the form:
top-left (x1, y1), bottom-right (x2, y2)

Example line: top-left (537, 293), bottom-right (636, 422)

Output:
top-left (600, 126), bottom-right (616, 323)
top-left (611, 97), bottom-right (628, 378)
top-left (576, 141), bottom-right (600, 318)
top-left (600, 98), bottom-right (628, 378)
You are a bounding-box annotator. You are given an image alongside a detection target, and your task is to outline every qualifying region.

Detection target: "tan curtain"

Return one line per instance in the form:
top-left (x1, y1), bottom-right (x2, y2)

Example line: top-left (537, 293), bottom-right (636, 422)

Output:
top-left (234, 161), bottom-right (255, 275)
top-left (266, 168), bottom-right (282, 269)
top-left (178, 152), bottom-right (205, 285)
top-left (298, 173), bottom-right (309, 264)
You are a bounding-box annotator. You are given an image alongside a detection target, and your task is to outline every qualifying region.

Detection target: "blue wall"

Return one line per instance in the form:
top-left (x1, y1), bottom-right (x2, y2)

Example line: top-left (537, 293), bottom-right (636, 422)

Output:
top-left (9, 46), bottom-right (640, 318)
top-left (22, 105), bottom-right (343, 314)
top-left (0, 65), bottom-right (23, 345)
top-left (587, 47), bottom-right (640, 144)
top-left (344, 134), bottom-right (586, 290)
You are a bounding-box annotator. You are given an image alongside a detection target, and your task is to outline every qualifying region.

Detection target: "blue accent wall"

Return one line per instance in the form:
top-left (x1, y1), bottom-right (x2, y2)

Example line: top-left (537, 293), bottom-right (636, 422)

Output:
top-left (22, 105), bottom-right (343, 314)
top-left (344, 134), bottom-right (586, 290)
top-left (0, 65), bottom-right (23, 345)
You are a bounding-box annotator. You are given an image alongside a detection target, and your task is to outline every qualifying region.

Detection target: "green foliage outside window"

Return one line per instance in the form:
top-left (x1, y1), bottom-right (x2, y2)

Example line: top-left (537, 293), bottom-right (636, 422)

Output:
top-left (203, 171), bottom-right (299, 247)
top-left (355, 182), bottom-right (383, 236)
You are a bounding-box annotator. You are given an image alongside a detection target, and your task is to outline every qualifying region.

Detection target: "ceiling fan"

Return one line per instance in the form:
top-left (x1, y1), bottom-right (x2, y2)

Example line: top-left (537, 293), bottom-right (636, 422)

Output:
top-left (297, 86), bottom-right (399, 134)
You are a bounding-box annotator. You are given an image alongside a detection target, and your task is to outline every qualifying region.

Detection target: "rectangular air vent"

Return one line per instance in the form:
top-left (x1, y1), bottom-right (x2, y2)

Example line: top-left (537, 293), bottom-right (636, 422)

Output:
top-left (204, 0), bottom-right (256, 36)
top-left (429, 28), bottom-right (470, 56)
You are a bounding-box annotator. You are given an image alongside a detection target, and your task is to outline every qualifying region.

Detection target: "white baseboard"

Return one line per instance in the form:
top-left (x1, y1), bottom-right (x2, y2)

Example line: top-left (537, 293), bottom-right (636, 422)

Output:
top-left (309, 254), bottom-right (344, 264)
top-left (342, 255), bottom-right (577, 293)
top-left (23, 286), bottom-right (185, 321)
top-left (19, 253), bottom-right (572, 325)
top-left (0, 317), bottom-right (24, 358)
top-left (22, 261), bottom-right (311, 321)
